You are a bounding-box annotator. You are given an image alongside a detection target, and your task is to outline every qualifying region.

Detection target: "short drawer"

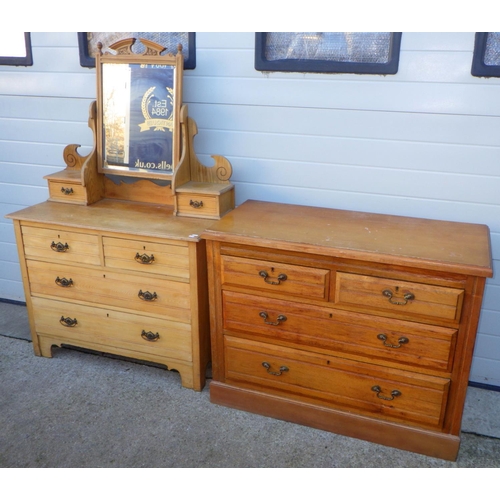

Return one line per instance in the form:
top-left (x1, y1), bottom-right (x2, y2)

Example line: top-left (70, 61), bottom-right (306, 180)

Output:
top-left (21, 225), bottom-right (100, 266)
top-left (47, 181), bottom-right (87, 204)
top-left (224, 336), bottom-right (450, 429)
top-left (176, 193), bottom-right (220, 218)
top-left (221, 255), bottom-right (330, 300)
top-left (31, 297), bottom-right (193, 362)
top-left (223, 291), bottom-right (457, 373)
top-left (27, 260), bottom-right (191, 323)
top-left (103, 236), bottom-right (190, 279)
top-left (335, 272), bottom-right (464, 323)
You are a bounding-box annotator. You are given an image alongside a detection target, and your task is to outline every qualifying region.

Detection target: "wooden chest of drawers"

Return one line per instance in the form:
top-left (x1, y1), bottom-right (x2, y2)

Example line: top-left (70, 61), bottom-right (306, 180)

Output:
top-left (202, 200), bottom-right (493, 459)
top-left (8, 199), bottom-right (214, 391)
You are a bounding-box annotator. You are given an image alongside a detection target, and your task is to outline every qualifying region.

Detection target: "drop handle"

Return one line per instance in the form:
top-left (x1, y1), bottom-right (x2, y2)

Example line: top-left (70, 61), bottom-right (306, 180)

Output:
top-left (135, 252), bottom-right (155, 264)
top-left (371, 385), bottom-right (402, 401)
top-left (60, 316), bottom-right (77, 327)
top-left (377, 334), bottom-right (409, 348)
top-left (51, 241), bottom-right (69, 252)
top-left (259, 270), bottom-right (287, 285)
top-left (382, 288), bottom-right (415, 305)
top-left (141, 330), bottom-right (160, 342)
top-left (262, 362), bottom-right (289, 376)
top-left (55, 276), bottom-right (74, 287)
top-left (190, 200), bottom-right (204, 209)
top-left (259, 311), bottom-right (287, 326)
top-left (138, 290), bottom-right (157, 301)
top-left (60, 187), bottom-right (74, 195)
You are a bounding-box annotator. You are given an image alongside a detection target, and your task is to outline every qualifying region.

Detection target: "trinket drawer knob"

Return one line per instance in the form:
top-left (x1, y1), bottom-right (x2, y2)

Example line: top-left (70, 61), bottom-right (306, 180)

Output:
top-left (262, 361), bottom-right (289, 376)
top-left (371, 385), bottom-right (402, 401)
top-left (135, 252), bottom-right (155, 264)
top-left (51, 241), bottom-right (69, 252)
top-left (55, 276), bottom-right (73, 287)
top-left (190, 200), bottom-right (204, 209)
top-left (141, 330), bottom-right (160, 342)
top-left (259, 270), bottom-right (287, 285)
top-left (138, 290), bottom-right (157, 301)
top-left (377, 333), bottom-right (409, 348)
top-left (382, 288), bottom-right (415, 305)
top-left (259, 311), bottom-right (287, 326)
top-left (60, 187), bottom-right (74, 195)
top-left (60, 316), bottom-right (77, 327)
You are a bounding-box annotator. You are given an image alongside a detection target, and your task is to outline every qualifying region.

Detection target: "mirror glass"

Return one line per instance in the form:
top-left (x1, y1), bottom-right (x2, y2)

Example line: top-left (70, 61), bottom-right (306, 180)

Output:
top-left (102, 62), bottom-right (176, 175)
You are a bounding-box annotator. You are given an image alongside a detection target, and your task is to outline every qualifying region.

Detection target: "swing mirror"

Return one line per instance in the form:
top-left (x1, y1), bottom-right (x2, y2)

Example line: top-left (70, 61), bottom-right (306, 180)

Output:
top-left (96, 38), bottom-right (183, 180)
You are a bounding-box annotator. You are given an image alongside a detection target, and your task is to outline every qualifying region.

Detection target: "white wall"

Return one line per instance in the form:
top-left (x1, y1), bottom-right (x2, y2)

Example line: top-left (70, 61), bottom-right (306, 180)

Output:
top-left (0, 32), bottom-right (498, 386)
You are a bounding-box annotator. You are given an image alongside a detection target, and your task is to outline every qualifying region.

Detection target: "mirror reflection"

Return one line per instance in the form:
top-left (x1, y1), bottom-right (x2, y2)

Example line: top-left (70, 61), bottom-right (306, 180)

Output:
top-left (102, 62), bottom-right (176, 175)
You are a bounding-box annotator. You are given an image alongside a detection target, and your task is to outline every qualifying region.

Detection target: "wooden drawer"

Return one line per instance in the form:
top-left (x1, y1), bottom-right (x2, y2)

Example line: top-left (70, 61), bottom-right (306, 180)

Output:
top-left (21, 225), bottom-right (100, 266)
top-left (222, 291), bottom-right (457, 373)
top-left (47, 180), bottom-right (87, 204)
top-left (31, 297), bottom-right (193, 362)
top-left (221, 255), bottom-right (330, 300)
top-left (176, 193), bottom-right (220, 217)
top-left (27, 260), bottom-right (191, 323)
top-left (103, 236), bottom-right (190, 279)
top-left (335, 272), bottom-right (464, 323)
top-left (224, 336), bottom-right (450, 429)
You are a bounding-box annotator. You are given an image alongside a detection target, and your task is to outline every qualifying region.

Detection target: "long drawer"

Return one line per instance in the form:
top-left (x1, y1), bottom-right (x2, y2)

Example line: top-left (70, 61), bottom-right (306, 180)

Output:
top-left (224, 336), bottom-right (450, 429)
top-left (21, 225), bottom-right (101, 266)
top-left (335, 272), bottom-right (464, 324)
top-left (221, 255), bottom-right (330, 300)
top-left (31, 297), bottom-right (193, 362)
top-left (222, 291), bottom-right (457, 374)
top-left (27, 260), bottom-right (191, 323)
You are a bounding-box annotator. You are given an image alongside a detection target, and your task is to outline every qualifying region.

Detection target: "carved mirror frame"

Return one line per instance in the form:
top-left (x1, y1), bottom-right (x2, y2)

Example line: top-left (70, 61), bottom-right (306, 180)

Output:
top-left (96, 38), bottom-right (184, 180)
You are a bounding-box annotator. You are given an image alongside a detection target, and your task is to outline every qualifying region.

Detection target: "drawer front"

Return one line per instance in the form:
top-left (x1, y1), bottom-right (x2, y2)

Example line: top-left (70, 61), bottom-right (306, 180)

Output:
top-left (224, 336), bottom-right (450, 429)
top-left (176, 193), bottom-right (219, 217)
top-left (103, 236), bottom-right (190, 279)
top-left (335, 272), bottom-right (464, 323)
top-left (221, 255), bottom-right (329, 300)
top-left (27, 260), bottom-right (191, 323)
top-left (223, 291), bottom-right (457, 373)
top-left (47, 181), bottom-right (87, 203)
top-left (31, 297), bottom-right (193, 362)
top-left (21, 225), bottom-right (100, 266)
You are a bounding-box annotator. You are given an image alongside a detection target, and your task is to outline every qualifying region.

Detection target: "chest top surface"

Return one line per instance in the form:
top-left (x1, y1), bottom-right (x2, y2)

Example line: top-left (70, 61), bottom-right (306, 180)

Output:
top-left (7, 199), bottom-right (213, 242)
top-left (202, 200), bottom-right (493, 277)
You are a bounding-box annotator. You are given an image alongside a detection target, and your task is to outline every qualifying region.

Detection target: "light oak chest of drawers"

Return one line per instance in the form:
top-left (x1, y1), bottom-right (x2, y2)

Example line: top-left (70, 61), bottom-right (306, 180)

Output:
top-left (202, 200), bottom-right (493, 460)
top-left (8, 199), bottom-right (213, 391)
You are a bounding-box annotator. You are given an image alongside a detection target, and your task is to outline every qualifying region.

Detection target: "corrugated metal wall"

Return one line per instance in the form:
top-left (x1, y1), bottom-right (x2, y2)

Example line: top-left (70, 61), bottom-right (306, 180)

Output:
top-left (0, 32), bottom-right (498, 385)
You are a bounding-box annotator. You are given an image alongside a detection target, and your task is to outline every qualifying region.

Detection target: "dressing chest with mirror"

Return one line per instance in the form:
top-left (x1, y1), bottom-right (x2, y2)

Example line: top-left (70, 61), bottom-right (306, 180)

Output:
top-left (7, 38), bottom-right (234, 391)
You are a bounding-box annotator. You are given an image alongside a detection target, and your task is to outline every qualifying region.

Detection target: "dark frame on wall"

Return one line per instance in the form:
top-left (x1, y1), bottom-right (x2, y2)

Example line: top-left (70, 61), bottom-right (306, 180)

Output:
top-left (471, 32), bottom-right (500, 77)
top-left (78, 32), bottom-right (196, 70)
top-left (255, 32), bottom-right (402, 75)
top-left (0, 32), bottom-right (33, 66)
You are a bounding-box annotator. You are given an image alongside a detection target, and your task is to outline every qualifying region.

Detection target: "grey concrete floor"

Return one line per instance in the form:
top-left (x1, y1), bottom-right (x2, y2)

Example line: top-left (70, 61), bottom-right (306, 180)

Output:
top-left (1, 301), bottom-right (499, 467)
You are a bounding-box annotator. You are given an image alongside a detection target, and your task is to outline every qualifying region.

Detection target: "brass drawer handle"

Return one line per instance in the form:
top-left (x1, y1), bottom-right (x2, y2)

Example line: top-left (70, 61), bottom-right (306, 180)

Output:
top-left (60, 316), bottom-right (77, 327)
top-left (259, 270), bottom-right (287, 285)
top-left (51, 241), bottom-right (69, 252)
top-left (382, 288), bottom-right (415, 305)
top-left (60, 187), bottom-right (74, 195)
top-left (377, 333), bottom-right (409, 349)
top-left (55, 276), bottom-right (74, 287)
top-left (138, 290), bottom-right (157, 301)
top-left (141, 330), bottom-right (160, 342)
top-left (262, 361), bottom-right (289, 376)
top-left (259, 311), bottom-right (287, 326)
top-left (371, 385), bottom-right (402, 401)
top-left (190, 200), bottom-right (204, 209)
top-left (135, 252), bottom-right (155, 265)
